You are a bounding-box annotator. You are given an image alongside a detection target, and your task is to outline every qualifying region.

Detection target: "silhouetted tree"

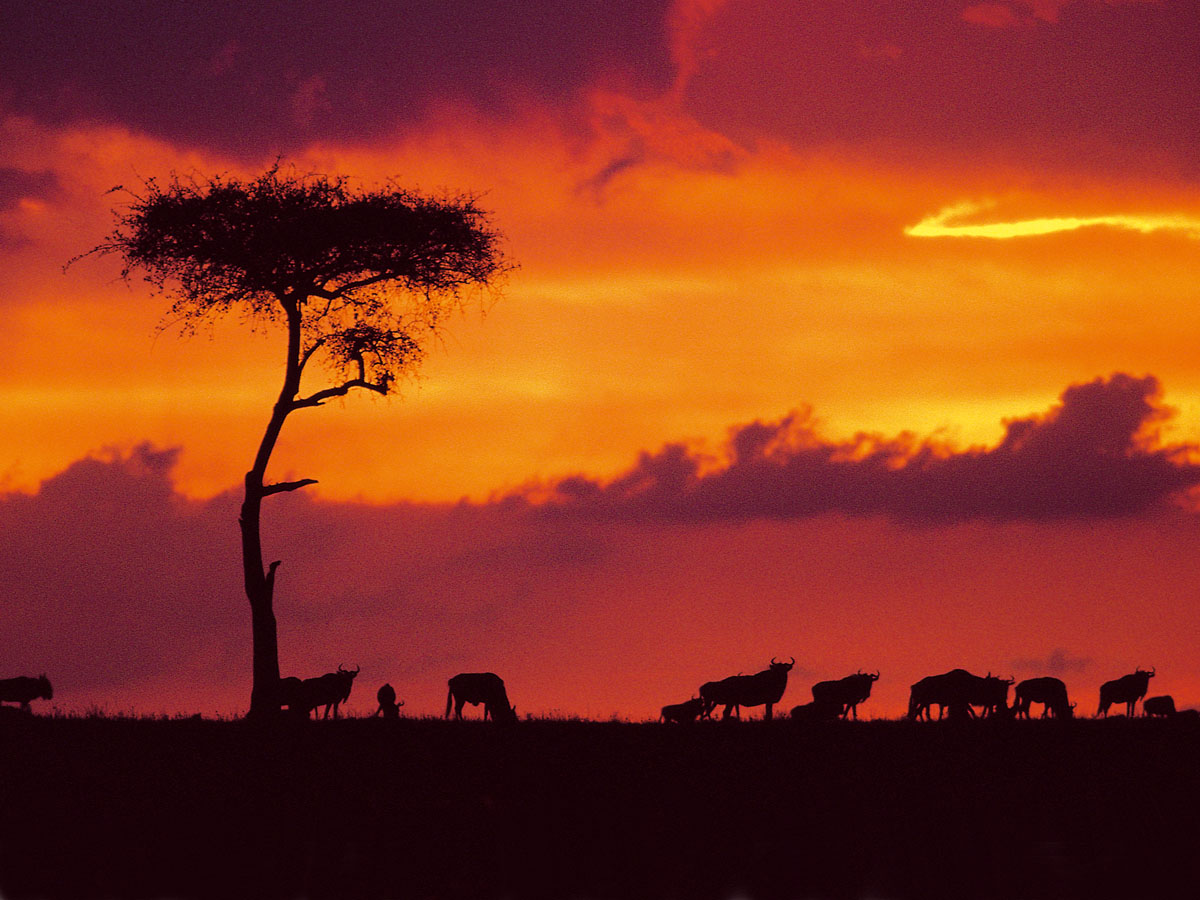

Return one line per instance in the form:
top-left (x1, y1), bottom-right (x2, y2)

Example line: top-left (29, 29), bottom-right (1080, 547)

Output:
top-left (80, 165), bottom-right (508, 718)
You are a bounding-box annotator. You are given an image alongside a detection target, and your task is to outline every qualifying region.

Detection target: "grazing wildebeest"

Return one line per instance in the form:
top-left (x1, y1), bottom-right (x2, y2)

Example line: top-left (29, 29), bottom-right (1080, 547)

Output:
top-left (660, 697), bottom-right (705, 723)
top-left (789, 698), bottom-right (843, 723)
top-left (699, 658), bottom-right (794, 721)
top-left (908, 669), bottom-right (973, 721)
top-left (1143, 695), bottom-right (1176, 718)
top-left (811, 670), bottom-right (879, 719)
top-left (1098, 668), bottom-right (1155, 717)
top-left (1013, 677), bottom-right (1074, 719)
top-left (976, 673), bottom-right (1015, 719)
top-left (375, 683), bottom-right (404, 718)
top-left (446, 672), bottom-right (517, 723)
top-left (0, 675), bottom-right (52, 711)
top-left (909, 669), bottom-right (1010, 720)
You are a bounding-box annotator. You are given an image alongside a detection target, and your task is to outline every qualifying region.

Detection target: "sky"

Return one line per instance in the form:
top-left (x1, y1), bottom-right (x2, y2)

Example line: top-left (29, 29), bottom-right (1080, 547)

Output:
top-left (2, 0), bottom-right (1199, 719)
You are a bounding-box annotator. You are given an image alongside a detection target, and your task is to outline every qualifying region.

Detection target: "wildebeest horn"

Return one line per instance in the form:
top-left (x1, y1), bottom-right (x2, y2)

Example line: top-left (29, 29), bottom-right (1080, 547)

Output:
top-left (871, 670), bottom-right (880, 680)
top-left (771, 657), bottom-right (779, 665)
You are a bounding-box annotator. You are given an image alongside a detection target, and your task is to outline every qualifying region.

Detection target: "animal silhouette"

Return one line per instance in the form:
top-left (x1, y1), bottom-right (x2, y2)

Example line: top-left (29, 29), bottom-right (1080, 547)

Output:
top-left (789, 698), bottom-right (843, 723)
top-left (446, 672), bottom-right (517, 723)
top-left (1013, 677), bottom-right (1074, 719)
top-left (810, 671), bottom-right (879, 719)
top-left (908, 669), bottom-right (1012, 720)
top-left (375, 683), bottom-right (405, 718)
top-left (1098, 668), bottom-right (1155, 717)
top-left (699, 658), bottom-right (794, 721)
top-left (1143, 694), bottom-right (1176, 717)
top-left (277, 665), bottom-right (359, 719)
top-left (660, 697), bottom-right (705, 723)
top-left (0, 675), bottom-right (52, 711)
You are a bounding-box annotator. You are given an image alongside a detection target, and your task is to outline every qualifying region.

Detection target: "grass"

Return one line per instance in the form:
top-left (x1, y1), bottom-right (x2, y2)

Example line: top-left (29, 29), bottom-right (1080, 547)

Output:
top-left (2, 715), bottom-right (1198, 899)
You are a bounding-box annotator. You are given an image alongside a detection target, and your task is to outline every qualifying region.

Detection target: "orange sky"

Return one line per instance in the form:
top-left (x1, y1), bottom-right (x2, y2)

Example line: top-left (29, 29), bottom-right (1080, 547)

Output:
top-left (2, 0), bottom-right (1199, 718)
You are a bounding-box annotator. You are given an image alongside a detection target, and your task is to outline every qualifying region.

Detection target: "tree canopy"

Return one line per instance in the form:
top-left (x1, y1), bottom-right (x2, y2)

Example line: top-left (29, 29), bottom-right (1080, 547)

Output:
top-left (87, 165), bottom-right (508, 395)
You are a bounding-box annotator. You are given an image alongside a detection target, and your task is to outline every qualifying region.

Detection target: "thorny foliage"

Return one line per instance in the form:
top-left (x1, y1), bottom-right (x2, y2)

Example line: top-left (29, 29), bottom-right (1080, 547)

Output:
top-left (77, 164), bottom-right (509, 393)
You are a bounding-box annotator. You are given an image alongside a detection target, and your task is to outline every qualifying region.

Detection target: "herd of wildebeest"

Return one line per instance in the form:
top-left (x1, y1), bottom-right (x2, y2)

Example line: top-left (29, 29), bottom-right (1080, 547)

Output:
top-left (660, 659), bottom-right (1184, 723)
top-left (0, 659), bottom-right (1190, 724)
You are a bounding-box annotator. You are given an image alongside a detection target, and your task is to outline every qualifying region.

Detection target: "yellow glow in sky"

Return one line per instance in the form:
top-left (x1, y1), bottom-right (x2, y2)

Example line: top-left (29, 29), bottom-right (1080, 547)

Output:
top-left (906, 201), bottom-right (1200, 240)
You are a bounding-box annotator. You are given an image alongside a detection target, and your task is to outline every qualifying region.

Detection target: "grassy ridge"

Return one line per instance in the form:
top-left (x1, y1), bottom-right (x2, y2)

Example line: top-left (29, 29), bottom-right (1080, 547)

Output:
top-left (2, 716), bottom-right (1199, 899)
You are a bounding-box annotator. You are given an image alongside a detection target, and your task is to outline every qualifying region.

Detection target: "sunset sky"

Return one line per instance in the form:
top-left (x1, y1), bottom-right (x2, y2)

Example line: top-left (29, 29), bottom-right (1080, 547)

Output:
top-left (3, 0), bottom-right (1199, 719)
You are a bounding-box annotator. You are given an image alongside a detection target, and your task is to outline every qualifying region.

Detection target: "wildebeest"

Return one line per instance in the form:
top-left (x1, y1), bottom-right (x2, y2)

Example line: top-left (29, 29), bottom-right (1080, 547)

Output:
top-left (279, 665), bottom-right (360, 719)
top-left (0, 675), bottom-right (52, 711)
top-left (908, 669), bottom-right (1012, 721)
top-left (1098, 667), bottom-right (1155, 717)
top-left (446, 672), bottom-right (517, 723)
top-left (699, 658), bottom-right (794, 721)
top-left (660, 697), bottom-right (705, 724)
top-left (976, 673), bottom-right (1015, 719)
top-left (699, 676), bottom-right (742, 720)
top-left (811, 670), bottom-right (879, 719)
top-left (1143, 695), bottom-right (1176, 718)
top-left (1013, 677), bottom-right (1074, 719)
top-left (789, 698), bottom-right (843, 723)
top-left (909, 669), bottom-right (971, 720)
top-left (277, 676), bottom-right (307, 717)
top-left (375, 683), bottom-right (405, 718)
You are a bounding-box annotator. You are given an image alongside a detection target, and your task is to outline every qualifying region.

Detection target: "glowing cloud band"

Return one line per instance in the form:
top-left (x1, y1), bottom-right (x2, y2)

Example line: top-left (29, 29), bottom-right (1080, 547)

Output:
top-left (906, 202), bottom-right (1200, 240)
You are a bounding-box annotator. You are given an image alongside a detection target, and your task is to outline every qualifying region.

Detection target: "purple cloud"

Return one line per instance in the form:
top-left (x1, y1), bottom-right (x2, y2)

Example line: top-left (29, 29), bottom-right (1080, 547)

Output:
top-left (684, 0), bottom-right (1199, 173)
top-left (0, 1), bottom-right (674, 155)
top-left (531, 374), bottom-right (1200, 523)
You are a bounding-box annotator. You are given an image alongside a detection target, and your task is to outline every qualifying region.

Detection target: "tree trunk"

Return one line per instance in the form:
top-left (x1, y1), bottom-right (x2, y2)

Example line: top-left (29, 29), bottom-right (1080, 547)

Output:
top-left (242, 303), bottom-right (303, 720)
top-left (242, 480), bottom-right (281, 719)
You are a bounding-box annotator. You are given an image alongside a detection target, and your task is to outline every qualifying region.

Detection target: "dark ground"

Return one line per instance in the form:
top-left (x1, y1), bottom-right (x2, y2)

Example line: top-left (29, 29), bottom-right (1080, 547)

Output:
top-left (1, 715), bottom-right (1198, 899)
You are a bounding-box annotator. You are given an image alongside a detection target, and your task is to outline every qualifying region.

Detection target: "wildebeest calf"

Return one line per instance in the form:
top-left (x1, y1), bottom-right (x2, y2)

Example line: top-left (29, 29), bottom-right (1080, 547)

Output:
top-left (660, 697), bottom-right (705, 723)
top-left (375, 683), bottom-right (405, 718)
top-left (789, 698), bottom-right (843, 723)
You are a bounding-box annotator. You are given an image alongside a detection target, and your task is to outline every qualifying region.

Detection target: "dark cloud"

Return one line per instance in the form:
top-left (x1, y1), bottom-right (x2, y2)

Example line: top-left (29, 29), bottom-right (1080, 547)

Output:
top-left (0, 1), bottom-right (675, 155)
top-left (0, 167), bottom-right (60, 249)
top-left (0, 167), bottom-right (59, 211)
top-left (530, 374), bottom-right (1200, 523)
top-left (0, 444), bottom-right (243, 692)
top-left (0, 444), bottom-right (608, 705)
top-left (1013, 648), bottom-right (1092, 675)
top-left (684, 0), bottom-right (1200, 173)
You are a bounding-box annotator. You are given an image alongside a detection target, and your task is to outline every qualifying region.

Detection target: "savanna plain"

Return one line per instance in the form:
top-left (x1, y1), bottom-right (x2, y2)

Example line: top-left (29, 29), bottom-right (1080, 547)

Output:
top-left (2, 714), bottom-right (1198, 900)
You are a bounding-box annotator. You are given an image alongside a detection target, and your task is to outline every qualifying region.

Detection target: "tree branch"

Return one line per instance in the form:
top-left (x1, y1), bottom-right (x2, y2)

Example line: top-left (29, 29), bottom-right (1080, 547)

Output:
top-left (298, 337), bottom-right (326, 374)
top-left (292, 378), bottom-right (389, 409)
top-left (310, 271), bottom-right (400, 300)
top-left (262, 479), bottom-right (319, 496)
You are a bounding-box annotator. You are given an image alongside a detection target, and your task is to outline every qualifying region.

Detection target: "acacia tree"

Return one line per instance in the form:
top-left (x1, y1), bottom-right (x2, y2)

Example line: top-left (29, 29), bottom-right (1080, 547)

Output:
top-left (81, 166), bottom-right (508, 718)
